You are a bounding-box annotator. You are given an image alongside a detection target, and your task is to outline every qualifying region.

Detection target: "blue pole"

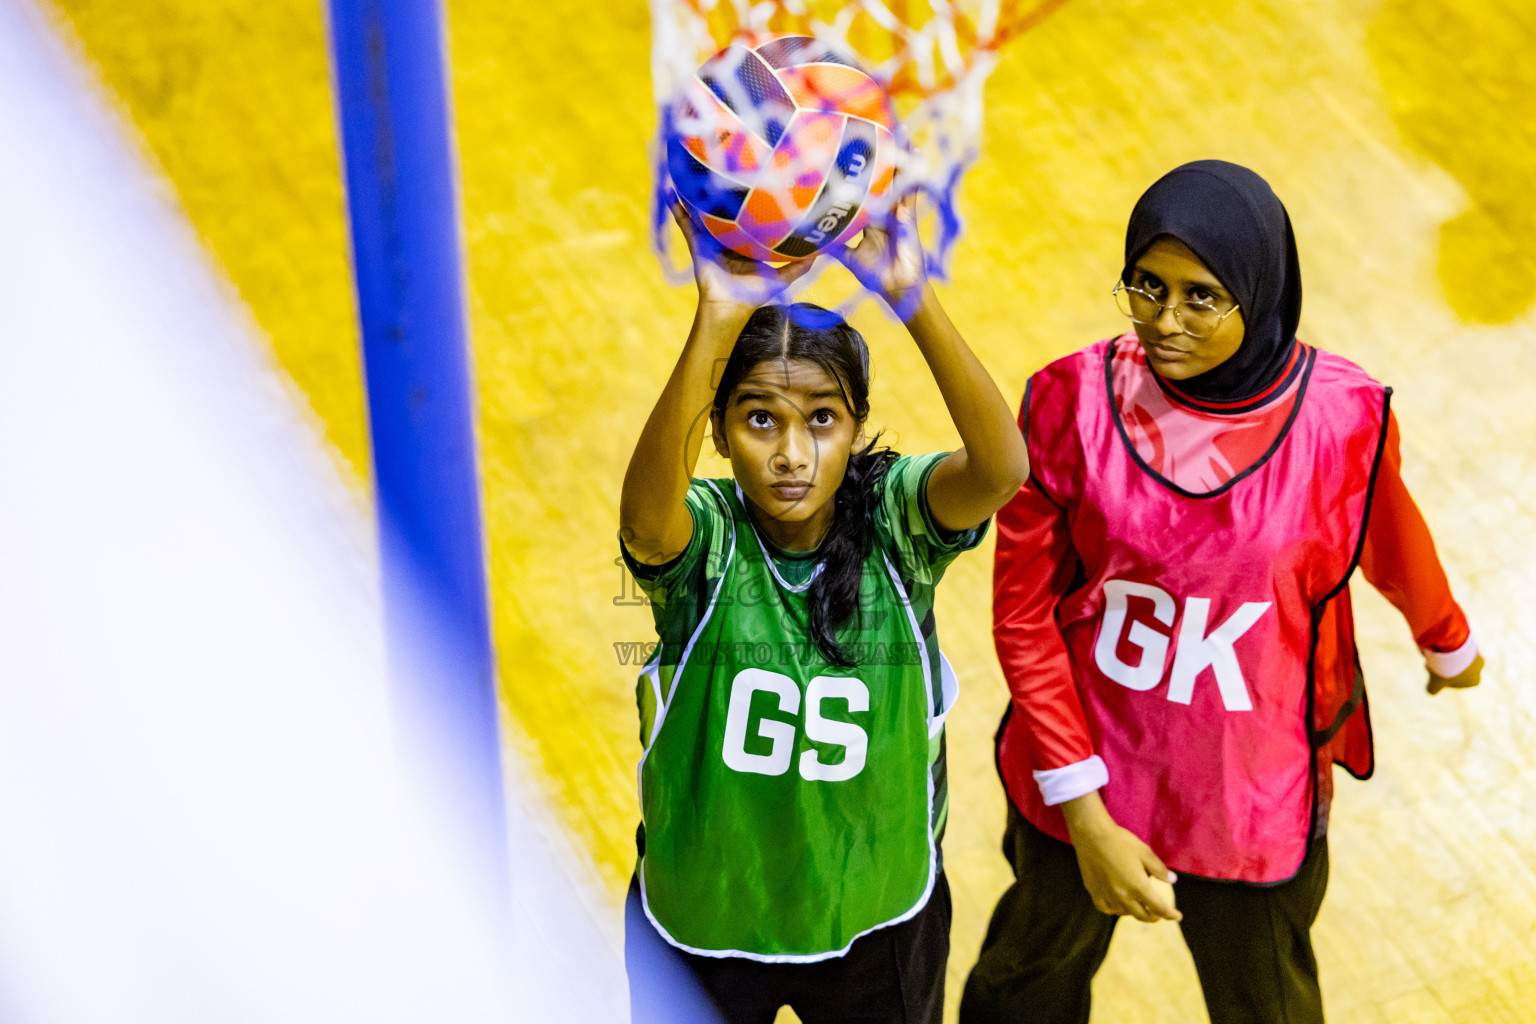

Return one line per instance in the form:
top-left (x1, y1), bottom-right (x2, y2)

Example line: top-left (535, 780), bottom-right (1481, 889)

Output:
top-left (325, 0), bottom-right (506, 894)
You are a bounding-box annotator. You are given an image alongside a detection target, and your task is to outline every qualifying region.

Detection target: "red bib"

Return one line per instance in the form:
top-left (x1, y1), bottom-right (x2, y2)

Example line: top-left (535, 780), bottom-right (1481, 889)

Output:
top-left (1004, 338), bottom-right (1387, 882)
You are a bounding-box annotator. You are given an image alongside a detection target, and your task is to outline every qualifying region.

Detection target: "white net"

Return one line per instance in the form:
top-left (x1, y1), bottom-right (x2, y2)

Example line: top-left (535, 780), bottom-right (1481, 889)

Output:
top-left (648, 0), bottom-right (1067, 309)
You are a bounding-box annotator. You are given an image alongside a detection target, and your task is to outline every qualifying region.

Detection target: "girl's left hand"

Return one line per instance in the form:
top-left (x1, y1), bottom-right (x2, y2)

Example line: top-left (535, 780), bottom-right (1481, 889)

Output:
top-left (1428, 652), bottom-right (1483, 695)
top-left (836, 195), bottom-right (927, 312)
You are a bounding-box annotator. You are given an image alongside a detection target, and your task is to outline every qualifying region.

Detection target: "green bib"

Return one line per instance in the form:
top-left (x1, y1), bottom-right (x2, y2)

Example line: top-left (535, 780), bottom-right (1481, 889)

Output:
top-left (637, 482), bottom-right (939, 961)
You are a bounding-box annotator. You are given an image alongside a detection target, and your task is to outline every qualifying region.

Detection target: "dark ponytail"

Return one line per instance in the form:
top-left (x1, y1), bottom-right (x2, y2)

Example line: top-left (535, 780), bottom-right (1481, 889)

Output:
top-left (810, 444), bottom-right (897, 665)
top-left (713, 302), bottom-right (895, 667)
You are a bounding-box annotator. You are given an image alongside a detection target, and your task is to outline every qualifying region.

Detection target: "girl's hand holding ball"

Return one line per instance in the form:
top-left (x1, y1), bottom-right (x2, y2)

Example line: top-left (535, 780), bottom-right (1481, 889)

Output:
top-left (671, 203), bottom-right (814, 321)
top-left (835, 196), bottom-right (929, 317)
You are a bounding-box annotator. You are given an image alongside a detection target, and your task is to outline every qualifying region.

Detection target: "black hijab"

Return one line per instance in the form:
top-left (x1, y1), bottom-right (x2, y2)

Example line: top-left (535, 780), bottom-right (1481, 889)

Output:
top-left (1122, 160), bottom-right (1302, 403)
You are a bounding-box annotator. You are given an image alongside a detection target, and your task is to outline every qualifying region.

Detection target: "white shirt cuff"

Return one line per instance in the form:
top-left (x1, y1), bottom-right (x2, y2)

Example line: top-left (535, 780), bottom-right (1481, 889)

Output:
top-left (1032, 755), bottom-right (1108, 807)
top-left (1423, 631), bottom-right (1478, 678)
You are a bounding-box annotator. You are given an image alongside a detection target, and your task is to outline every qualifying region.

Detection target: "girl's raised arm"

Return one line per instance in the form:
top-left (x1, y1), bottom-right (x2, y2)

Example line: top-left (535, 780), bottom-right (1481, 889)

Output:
top-left (619, 209), bottom-right (815, 566)
top-left (838, 204), bottom-right (1029, 532)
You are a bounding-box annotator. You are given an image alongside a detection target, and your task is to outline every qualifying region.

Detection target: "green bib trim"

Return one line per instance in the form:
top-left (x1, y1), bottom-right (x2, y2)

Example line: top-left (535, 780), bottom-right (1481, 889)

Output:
top-left (636, 481), bottom-right (945, 962)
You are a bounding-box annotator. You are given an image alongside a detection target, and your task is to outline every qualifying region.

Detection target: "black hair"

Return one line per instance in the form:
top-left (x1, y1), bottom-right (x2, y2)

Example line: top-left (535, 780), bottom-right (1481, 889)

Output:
top-left (712, 302), bottom-right (895, 667)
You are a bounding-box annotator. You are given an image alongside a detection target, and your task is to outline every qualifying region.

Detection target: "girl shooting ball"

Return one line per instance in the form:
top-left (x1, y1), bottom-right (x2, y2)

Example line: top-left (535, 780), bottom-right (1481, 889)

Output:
top-left (619, 202), bottom-right (1028, 1024)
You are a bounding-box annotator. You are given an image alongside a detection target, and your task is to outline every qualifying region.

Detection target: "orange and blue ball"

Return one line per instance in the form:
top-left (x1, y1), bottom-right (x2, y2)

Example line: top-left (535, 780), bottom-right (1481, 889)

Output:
top-left (667, 35), bottom-right (899, 262)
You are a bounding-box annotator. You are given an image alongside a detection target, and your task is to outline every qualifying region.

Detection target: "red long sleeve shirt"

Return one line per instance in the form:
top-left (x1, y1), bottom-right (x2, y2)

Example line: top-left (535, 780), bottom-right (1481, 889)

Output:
top-left (994, 338), bottom-right (1475, 806)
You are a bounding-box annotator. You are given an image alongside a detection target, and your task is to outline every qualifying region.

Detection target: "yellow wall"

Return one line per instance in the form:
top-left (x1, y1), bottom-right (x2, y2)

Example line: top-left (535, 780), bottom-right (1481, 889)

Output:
top-left (40, 0), bottom-right (1536, 1019)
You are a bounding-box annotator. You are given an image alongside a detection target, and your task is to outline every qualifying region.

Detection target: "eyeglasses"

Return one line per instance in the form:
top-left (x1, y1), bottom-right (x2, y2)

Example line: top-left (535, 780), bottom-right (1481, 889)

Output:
top-left (1112, 281), bottom-right (1240, 339)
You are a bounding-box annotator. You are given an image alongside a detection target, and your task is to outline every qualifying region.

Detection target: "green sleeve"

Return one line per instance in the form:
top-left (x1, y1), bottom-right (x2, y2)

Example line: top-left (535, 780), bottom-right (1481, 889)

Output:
top-left (875, 452), bottom-right (989, 584)
top-left (618, 479), bottom-right (733, 631)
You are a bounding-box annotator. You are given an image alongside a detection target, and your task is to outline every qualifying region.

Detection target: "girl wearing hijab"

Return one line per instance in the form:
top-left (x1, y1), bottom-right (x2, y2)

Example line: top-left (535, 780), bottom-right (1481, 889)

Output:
top-left (960, 161), bottom-right (1483, 1024)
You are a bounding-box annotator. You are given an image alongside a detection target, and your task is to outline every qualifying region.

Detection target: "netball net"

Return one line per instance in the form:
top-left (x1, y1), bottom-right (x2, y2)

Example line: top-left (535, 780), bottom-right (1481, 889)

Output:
top-left (648, 0), bottom-right (1067, 309)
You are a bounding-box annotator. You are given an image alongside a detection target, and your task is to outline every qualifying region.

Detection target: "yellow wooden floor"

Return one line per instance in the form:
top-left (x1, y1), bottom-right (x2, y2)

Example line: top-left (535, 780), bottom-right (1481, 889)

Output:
top-left (35, 0), bottom-right (1536, 1019)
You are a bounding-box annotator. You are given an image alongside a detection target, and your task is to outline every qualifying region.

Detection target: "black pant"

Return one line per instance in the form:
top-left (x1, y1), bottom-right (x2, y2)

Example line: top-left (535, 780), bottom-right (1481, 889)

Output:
top-left (626, 873), bottom-right (951, 1024)
top-left (960, 809), bottom-right (1329, 1024)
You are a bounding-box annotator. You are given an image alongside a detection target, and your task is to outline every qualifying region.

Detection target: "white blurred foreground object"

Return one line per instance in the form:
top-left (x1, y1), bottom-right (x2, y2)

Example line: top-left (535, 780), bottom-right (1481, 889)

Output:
top-left (0, 1), bottom-right (624, 1020)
